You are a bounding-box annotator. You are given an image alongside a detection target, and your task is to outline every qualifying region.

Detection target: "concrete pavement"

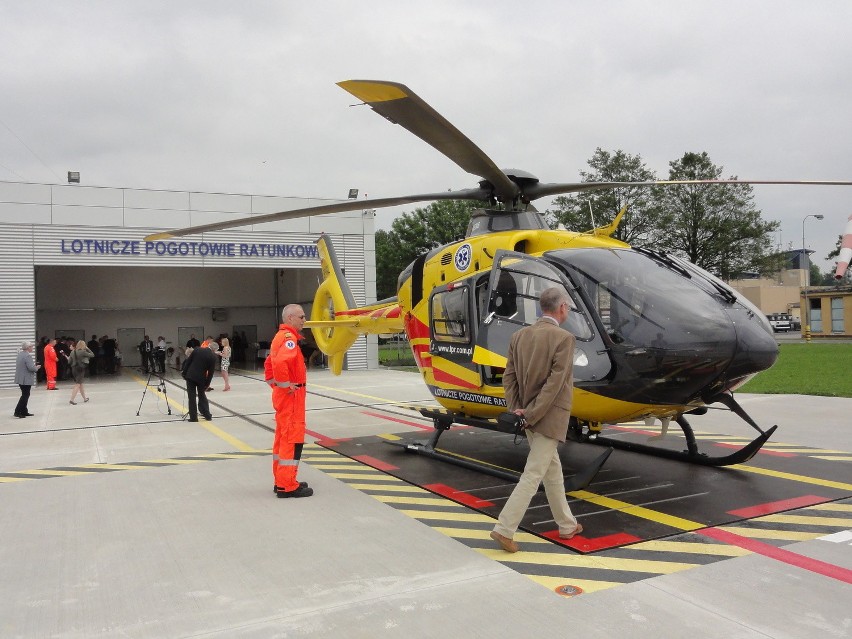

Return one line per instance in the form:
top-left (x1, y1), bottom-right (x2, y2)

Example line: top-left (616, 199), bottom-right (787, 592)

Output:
top-left (1, 367), bottom-right (850, 638)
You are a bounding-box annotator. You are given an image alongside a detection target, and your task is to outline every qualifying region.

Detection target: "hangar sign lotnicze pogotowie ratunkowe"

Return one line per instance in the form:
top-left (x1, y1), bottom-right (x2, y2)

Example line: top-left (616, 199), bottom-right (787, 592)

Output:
top-left (59, 238), bottom-right (320, 259)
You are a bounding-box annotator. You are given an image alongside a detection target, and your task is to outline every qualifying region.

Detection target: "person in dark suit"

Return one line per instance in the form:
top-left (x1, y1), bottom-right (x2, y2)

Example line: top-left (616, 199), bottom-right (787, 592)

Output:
top-left (181, 342), bottom-right (217, 422)
top-left (490, 287), bottom-right (582, 553)
top-left (139, 335), bottom-right (154, 373)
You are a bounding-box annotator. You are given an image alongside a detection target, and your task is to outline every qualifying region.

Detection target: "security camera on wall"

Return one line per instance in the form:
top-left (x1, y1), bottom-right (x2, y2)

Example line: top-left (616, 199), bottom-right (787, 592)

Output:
top-left (212, 308), bottom-right (227, 321)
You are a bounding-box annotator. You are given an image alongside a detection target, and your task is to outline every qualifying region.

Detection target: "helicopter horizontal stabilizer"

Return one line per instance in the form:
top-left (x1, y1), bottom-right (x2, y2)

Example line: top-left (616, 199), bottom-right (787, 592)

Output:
top-left (308, 234), bottom-right (404, 374)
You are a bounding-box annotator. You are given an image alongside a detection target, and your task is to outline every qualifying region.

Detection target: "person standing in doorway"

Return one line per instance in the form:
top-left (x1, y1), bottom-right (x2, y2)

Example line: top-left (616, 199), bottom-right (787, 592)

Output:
top-left (68, 340), bottom-right (94, 405)
top-left (490, 287), bottom-right (583, 553)
top-left (218, 337), bottom-right (232, 391)
top-left (14, 341), bottom-right (40, 417)
top-left (181, 341), bottom-right (216, 422)
top-left (43, 337), bottom-right (59, 390)
top-left (266, 304), bottom-right (312, 498)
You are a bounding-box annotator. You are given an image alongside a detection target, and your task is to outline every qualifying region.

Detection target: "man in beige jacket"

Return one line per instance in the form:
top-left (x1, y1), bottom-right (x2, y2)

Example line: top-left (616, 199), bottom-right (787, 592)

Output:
top-left (491, 287), bottom-right (583, 553)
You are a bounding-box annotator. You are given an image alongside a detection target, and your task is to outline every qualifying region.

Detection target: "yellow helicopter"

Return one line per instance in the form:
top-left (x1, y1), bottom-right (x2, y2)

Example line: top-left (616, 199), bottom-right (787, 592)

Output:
top-left (149, 79), bottom-right (852, 483)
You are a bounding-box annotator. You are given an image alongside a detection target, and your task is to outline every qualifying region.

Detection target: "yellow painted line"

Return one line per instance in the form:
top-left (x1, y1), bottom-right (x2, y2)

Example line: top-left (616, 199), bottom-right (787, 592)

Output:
top-left (373, 495), bottom-right (457, 506)
top-left (145, 458), bottom-right (206, 465)
top-left (764, 448), bottom-right (847, 454)
top-left (75, 464), bottom-right (150, 471)
top-left (715, 526), bottom-right (819, 541)
top-left (813, 456), bottom-right (852, 462)
top-left (129, 371), bottom-right (256, 452)
top-left (399, 509), bottom-right (495, 523)
top-left (570, 489), bottom-right (705, 531)
top-left (199, 453), bottom-right (256, 459)
top-left (377, 433), bottom-right (403, 441)
top-left (756, 514), bottom-right (852, 527)
top-left (0, 477), bottom-right (29, 483)
top-left (730, 464), bottom-right (852, 491)
top-left (432, 527), bottom-right (551, 544)
top-left (629, 540), bottom-right (751, 557)
top-left (527, 574), bottom-right (623, 594)
top-left (347, 483), bottom-right (430, 493)
top-left (10, 469), bottom-right (90, 476)
top-left (310, 382), bottom-right (398, 405)
top-left (309, 463), bottom-right (373, 470)
top-left (810, 503), bottom-right (852, 512)
top-left (475, 548), bottom-right (697, 574)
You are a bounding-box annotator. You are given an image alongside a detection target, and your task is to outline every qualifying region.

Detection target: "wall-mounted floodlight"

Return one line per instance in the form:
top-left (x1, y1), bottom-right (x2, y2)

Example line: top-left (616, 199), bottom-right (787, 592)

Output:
top-left (67, 171), bottom-right (80, 184)
top-left (348, 188), bottom-right (359, 199)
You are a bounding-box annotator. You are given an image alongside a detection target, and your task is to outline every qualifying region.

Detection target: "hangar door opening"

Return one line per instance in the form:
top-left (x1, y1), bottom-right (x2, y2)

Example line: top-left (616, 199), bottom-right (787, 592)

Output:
top-left (35, 265), bottom-right (322, 364)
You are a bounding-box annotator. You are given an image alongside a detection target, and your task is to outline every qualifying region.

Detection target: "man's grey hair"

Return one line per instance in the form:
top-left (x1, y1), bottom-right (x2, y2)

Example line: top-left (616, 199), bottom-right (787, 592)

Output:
top-left (21, 340), bottom-right (33, 351)
top-left (539, 287), bottom-right (568, 313)
top-left (282, 304), bottom-right (303, 321)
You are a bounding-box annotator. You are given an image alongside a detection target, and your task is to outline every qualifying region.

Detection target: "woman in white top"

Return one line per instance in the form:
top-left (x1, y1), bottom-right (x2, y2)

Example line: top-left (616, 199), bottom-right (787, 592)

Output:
top-left (218, 337), bottom-right (232, 391)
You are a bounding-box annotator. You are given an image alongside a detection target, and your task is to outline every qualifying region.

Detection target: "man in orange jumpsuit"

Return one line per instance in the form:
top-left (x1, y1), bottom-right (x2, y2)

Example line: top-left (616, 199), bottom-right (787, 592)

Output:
top-left (44, 337), bottom-right (59, 390)
top-left (265, 304), bottom-right (313, 498)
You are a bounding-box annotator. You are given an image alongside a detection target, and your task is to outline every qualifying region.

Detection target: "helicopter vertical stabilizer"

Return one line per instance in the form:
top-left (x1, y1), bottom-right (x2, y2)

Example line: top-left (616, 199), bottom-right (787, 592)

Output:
top-left (308, 234), bottom-right (405, 374)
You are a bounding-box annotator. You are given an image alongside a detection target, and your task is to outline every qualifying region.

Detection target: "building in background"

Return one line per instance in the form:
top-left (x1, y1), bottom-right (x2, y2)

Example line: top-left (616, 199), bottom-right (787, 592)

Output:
top-left (0, 180), bottom-right (378, 388)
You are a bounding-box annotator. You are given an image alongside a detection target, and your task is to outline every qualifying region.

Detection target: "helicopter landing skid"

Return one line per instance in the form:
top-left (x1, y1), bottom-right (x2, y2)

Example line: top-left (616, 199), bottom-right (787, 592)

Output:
top-left (384, 409), bottom-right (612, 492)
top-left (578, 394), bottom-right (777, 467)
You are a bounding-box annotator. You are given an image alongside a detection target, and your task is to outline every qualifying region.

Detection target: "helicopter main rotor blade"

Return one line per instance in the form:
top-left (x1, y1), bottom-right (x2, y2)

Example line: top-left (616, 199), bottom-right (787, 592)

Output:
top-left (525, 178), bottom-right (852, 200)
top-left (338, 80), bottom-right (520, 203)
top-left (143, 188), bottom-right (489, 241)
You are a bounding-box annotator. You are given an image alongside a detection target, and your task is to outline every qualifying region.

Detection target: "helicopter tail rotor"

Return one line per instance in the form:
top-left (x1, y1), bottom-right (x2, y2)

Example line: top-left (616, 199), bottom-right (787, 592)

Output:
top-left (308, 234), bottom-right (405, 374)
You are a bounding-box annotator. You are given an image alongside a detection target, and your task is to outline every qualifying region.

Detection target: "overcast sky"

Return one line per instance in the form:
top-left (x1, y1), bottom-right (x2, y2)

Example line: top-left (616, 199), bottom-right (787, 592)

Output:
top-left (2, 1), bottom-right (851, 270)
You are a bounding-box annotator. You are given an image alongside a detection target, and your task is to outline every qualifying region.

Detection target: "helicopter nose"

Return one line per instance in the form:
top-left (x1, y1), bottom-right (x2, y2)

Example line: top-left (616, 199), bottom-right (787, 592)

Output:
top-left (722, 308), bottom-right (779, 385)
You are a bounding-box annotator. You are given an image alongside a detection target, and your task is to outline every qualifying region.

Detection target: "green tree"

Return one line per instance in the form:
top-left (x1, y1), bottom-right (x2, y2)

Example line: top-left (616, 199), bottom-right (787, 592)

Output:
top-left (375, 200), bottom-right (476, 299)
top-left (653, 152), bottom-right (779, 280)
top-left (546, 148), bottom-right (660, 245)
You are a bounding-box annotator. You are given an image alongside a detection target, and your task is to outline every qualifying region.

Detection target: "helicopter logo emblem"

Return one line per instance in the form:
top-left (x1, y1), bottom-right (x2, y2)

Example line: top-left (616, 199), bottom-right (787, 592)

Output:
top-left (454, 243), bottom-right (473, 272)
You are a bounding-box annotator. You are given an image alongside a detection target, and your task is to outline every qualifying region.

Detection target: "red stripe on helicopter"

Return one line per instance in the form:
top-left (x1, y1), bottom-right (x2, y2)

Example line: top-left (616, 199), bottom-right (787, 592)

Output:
top-left (727, 495), bottom-right (831, 518)
top-left (431, 366), bottom-right (480, 390)
top-left (698, 527), bottom-right (852, 584)
top-left (424, 483), bottom-right (495, 508)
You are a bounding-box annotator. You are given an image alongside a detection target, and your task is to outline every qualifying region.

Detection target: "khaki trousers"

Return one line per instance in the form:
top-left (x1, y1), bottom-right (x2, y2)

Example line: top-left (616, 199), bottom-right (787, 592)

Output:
top-left (493, 429), bottom-right (578, 539)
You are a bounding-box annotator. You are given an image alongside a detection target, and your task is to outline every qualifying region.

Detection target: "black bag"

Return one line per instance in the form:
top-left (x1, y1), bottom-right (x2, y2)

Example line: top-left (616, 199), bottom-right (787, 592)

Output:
top-left (498, 411), bottom-right (527, 443)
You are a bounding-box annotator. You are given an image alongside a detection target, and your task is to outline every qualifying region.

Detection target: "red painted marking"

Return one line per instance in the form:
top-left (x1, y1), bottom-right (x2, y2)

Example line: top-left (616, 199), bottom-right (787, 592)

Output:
top-left (698, 527), bottom-right (852, 584)
top-left (727, 495), bottom-right (831, 518)
top-left (713, 443), bottom-right (796, 457)
top-left (361, 411), bottom-right (434, 431)
top-left (540, 530), bottom-right (643, 552)
top-left (307, 429), bottom-right (349, 443)
top-left (423, 483), bottom-right (495, 508)
top-left (352, 455), bottom-right (400, 471)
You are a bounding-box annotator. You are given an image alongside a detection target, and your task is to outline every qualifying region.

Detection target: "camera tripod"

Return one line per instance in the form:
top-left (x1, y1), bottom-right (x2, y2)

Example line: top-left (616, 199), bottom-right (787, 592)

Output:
top-left (136, 369), bottom-right (172, 416)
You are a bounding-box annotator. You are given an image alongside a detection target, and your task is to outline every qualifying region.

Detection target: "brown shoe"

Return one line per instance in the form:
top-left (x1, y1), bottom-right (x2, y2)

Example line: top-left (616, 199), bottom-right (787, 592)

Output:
top-left (490, 530), bottom-right (519, 553)
top-left (559, 524), bottom-right (583, 540)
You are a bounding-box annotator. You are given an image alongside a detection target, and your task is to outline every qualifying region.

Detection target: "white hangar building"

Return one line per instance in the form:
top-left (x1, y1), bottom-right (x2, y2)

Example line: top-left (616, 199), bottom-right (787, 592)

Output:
top-left (0, 180), bottom-right (378, 388)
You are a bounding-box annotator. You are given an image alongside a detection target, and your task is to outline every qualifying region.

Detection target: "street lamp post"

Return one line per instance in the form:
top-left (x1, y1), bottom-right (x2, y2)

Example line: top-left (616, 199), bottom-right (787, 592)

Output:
top-left (801, 213), bottom-right (825, 338)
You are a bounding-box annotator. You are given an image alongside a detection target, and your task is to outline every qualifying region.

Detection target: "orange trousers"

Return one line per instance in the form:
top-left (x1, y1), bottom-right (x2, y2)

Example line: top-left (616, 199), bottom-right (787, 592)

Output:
top-left (271, 386), bottom-right (306, 491)
top-left (45, 361), bottom-right (57, 389)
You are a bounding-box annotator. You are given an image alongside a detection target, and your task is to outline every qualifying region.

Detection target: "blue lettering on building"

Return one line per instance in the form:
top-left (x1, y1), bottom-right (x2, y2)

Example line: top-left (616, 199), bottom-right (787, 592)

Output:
top-left (60, 239), bottom-right (319, 260)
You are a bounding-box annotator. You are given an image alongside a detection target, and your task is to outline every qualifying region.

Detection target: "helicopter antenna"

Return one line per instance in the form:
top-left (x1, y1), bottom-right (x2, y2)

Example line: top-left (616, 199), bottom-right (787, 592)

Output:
top-left (588, 200), bottom-right (596, 232)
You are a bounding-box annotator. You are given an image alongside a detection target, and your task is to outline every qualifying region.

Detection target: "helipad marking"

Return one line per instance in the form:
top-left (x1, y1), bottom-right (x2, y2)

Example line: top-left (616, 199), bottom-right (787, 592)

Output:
top-left (699, 527), bottom-right (852, 584)
top-left (730, 464), bottom-right (852, 491)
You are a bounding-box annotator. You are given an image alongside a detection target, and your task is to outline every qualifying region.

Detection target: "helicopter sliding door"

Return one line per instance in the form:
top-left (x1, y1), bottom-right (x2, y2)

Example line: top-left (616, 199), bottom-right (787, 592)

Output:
top-left (474, 250), bottom-right (611, 385)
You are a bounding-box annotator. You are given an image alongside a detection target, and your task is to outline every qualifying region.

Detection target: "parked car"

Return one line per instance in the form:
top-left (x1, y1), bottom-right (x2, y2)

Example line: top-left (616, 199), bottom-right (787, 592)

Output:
top-left (766, 313), bottom-right (792, 332)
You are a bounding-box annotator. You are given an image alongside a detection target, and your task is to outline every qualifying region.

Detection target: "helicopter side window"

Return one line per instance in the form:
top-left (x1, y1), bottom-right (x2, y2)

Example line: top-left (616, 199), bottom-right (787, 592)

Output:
top-left (490, 263), bottom-right (592, 340)
top-left (431, 286), bottom-right (470, 344)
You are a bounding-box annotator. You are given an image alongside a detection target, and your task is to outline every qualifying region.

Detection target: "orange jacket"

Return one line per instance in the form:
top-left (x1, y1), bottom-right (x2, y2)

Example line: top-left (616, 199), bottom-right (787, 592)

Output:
top-left (267, 324), bottom-right (307, 390)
